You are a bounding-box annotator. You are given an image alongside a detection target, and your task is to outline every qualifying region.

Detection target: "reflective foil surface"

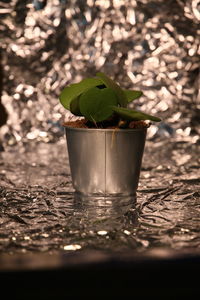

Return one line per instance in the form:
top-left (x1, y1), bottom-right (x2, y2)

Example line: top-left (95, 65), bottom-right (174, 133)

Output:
top-left (0, 0), bottom-right (199, 145)
top-left (0, 138), bottom-right (199, 257)
top-left (0, 0), bottom-right (200, 264)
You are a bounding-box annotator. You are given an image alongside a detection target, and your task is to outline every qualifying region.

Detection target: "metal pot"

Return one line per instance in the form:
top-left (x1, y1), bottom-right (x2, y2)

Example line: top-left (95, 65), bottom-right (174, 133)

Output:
top-left (65, 126), bottom-right (147, 197)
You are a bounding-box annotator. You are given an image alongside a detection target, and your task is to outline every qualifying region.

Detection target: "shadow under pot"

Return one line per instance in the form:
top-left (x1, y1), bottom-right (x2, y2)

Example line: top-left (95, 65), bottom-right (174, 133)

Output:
top-left (65, 126), bottom-right (147, 197)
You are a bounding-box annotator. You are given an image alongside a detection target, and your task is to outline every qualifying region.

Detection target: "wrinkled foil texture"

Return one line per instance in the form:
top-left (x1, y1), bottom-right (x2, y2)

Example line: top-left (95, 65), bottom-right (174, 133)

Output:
top-left (0, 1), bottom-right (200, 258)
top-left (0, 140), bottom-right (200, 255)
top-left (0, 0), bottom-right (199, 146)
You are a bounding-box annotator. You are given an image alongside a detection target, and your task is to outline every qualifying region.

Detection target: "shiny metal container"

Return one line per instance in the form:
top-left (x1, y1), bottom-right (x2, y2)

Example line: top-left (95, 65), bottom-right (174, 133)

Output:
top-left (65, 126), bottom-right (147, 197)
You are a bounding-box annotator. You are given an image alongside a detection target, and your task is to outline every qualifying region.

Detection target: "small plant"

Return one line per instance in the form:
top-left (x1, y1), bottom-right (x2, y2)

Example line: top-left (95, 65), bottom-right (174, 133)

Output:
top-left (59, 72), bottom-right (161, 128)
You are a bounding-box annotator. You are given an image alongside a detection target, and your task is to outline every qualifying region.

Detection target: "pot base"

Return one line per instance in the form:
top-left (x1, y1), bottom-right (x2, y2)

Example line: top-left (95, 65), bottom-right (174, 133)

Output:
top-left (74, 191), bottom-right (136, 218)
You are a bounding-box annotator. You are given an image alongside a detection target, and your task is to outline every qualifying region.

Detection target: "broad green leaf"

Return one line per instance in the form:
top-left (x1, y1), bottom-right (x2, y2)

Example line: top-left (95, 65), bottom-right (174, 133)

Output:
top-left (79, 87), bottom-right (118, 122)
top-left (59, 78), bottom-right (103, 110)
top-left (70, 96), bottom-right (83, 116)
top-left (111, 106), bottom-right (161, 122)
top-left (96, 72), bottom-right (128, 107)
top-left (123, 90), bottom-right (143, 103)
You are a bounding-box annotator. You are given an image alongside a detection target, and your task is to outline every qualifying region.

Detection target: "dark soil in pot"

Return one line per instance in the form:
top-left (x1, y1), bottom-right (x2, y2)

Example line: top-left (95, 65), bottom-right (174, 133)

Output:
top-left (63, 118), bottom-right (150, 130)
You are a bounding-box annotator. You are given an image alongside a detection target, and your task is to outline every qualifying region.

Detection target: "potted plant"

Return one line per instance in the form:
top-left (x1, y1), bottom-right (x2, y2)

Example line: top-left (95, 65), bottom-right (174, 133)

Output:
top-left (59, 72), bottom-right (161, 198)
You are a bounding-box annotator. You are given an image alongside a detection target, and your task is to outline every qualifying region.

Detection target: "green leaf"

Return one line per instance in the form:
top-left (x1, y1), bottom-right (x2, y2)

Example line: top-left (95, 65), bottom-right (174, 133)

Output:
top-left (111, 106), bottom-right (161, 122)
top-left (96, 72), bottom-right (128, 107)
top-left (123, 90), bottom-right (143, 103)
top-left (79, 87), bottom-right (118, 122)
top-left (59, 77), bottom-right (103, 110)
top-left (70, 96), bottom-right (83, 116)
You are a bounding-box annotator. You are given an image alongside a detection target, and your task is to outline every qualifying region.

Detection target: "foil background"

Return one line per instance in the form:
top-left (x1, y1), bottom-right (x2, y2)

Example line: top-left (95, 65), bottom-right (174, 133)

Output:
top-left (0, 0), bottom-right (199, 145)
top-left (0, 0), bottom-right (200, 259)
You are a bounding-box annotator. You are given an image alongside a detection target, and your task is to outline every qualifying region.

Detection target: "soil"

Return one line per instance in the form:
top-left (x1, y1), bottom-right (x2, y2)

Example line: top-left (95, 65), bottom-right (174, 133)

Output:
top-left (63, 118), bottom-right (150, 129)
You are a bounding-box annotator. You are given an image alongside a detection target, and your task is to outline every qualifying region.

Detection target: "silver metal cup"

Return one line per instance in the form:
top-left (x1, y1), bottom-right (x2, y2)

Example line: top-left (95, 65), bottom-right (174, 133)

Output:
top-left (73, 192), bottom-right (136, 220)
top-left (73, 192), bottom-right (137, 228)
top-left (65, 127), bottom-right (147, 197)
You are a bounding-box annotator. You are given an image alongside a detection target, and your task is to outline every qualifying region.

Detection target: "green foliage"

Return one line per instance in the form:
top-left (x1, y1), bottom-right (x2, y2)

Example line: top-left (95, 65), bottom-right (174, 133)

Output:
top-left (59, 77), bottom-right (102, 110)
top-left (96, 72), bottom-right (128, 107)
top-left (79, 87), bottom-right (118, 122)
top-left (70, 96), bottom-right (82, 116)
top-left (111, 106), bottom-right (161, 122)
top-left (59, 72), bottom-right (161, 125)
top-left (123, 90), bottom-right (143, 102)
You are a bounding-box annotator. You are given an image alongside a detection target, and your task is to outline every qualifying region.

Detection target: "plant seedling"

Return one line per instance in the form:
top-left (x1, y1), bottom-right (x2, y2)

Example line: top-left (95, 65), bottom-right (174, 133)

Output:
top-left (59, 72), bottom-right (161, 128)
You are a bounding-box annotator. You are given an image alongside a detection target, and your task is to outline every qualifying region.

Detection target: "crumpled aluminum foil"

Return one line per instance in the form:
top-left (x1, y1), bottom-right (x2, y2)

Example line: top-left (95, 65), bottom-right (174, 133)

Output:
top-left (0, 0), bottom-right (199, 146)
top-left (0, 0), bottom-right (200, 258)
top-left (0, 138), bottom-right (200, 255)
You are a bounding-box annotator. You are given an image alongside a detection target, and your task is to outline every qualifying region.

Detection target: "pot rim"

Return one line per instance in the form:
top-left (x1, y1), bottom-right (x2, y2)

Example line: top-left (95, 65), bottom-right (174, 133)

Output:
top-left (64, 125), bottom-right (148, 133)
